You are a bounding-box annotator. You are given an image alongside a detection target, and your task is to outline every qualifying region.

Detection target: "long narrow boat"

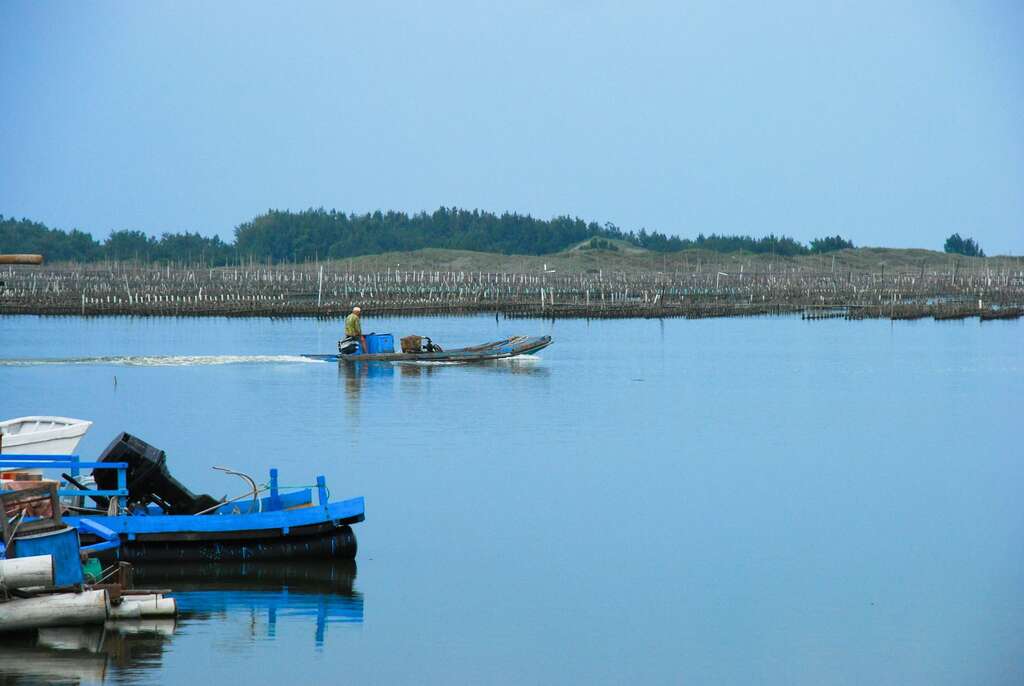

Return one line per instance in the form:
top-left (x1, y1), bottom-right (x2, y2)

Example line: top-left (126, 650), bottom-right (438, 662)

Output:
top-left (303, 335), bottom-right (552, 363)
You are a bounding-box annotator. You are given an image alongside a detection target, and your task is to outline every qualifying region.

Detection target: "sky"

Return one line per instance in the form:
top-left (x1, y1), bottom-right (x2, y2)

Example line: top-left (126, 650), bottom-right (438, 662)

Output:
top-left (1, 1), bottom-right (1021, 253)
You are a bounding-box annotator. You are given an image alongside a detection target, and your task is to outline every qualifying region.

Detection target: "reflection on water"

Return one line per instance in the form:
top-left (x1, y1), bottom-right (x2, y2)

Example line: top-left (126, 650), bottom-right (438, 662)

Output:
top-left (137, 561), bottom-right (363, 646)
top-left (0, 621), bottom-right (174, 685)
top-left (339, 357), bottom-right (551, 420)
top-left (0, 562), bottom-right (362, 684)
top-left (341, 356), bottom-right (550, 391)
top-left (341, 360), bottom-right (393, 395)
top-left (336, 354), bottom-right (552, 432)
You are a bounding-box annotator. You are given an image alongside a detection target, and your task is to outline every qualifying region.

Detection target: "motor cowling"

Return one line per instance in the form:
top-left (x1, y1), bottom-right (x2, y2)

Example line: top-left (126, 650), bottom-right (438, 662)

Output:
top-left (93, 432), bottom-right (219, 514)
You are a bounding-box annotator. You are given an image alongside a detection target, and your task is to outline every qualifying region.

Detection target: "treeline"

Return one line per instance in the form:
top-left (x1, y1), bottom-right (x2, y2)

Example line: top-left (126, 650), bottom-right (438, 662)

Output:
top-left (236, 209), bottom-right (852, 258)
top-left (0, 216), bottom-right (112, 263)
top-left (2, 208), bottom-right (858, 265)
top-left (630, 230), bottom-right (852, 255)
top-left (235, 208), bottom-right (606, 259)
top-left (1, 216), bottom-right (232, 264)
top-left (944, 233), bottom-right (984, 257)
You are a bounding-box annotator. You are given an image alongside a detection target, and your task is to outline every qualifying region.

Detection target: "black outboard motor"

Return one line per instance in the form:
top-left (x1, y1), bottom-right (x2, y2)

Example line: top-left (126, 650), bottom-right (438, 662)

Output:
top-left (338, 336), bottom-right (359, 355)
top-left (93, 432), bottom-right (219, 515)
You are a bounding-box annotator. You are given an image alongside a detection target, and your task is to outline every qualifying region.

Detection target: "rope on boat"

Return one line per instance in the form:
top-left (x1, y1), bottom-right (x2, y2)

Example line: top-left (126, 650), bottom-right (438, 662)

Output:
top-left (94, 564), bottom-right (122, 585)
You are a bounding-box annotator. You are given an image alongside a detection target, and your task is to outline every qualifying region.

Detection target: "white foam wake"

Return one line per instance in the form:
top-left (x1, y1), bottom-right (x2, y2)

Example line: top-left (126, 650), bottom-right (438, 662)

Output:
top-left (0, 355), bottom-right (321, 367)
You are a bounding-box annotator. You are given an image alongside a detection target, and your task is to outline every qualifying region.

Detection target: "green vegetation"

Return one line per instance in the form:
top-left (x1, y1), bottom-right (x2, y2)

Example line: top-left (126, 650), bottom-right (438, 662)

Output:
top-left (580, 237), bottom-right (619, 251)
top-left (234, 211), bottom-right (855, 259)
top-left (0, 208), bottom-right (870, 265)
top-left (104, 229), bottom-right (233, 263)
top-left (648, 232), bottom-right (809, 255)
top-left (234, 208), bottom-right (606, 259)
top-left (944, 233), bottom-right (985, 257)
top-left (0, 216), bottom-right (104, 262)
top-left (1, 216), bottom-right (232, 264)
top-left (810, 235), bottom-right (855, 253)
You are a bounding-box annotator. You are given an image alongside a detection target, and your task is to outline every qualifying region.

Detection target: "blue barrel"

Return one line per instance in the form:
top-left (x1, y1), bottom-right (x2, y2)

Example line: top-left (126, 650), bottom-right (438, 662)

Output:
top-left (364, 334), bottom-right (394, 354)
top-left (13, 526), bottom-right (84, 587)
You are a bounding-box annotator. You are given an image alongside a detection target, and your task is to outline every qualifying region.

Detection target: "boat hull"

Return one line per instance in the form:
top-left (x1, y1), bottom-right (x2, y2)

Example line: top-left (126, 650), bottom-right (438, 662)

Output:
top-left (0, 417), bottom-right (93, 468)
top-left (66, 495), bottom-right (365, 562)
top-left (304, 335), bottom-right (552, 363)
top-left (111, 523), bottom-right (357, 562)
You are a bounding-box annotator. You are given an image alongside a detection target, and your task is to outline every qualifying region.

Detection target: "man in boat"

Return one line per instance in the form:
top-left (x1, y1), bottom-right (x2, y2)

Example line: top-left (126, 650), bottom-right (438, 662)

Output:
top-left (341, 306), bottom-right (367, 355)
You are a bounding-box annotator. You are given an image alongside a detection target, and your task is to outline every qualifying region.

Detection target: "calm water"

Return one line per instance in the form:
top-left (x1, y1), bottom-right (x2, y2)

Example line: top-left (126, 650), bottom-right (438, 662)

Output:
top-left (1, 314), bottom-right (1021, 685)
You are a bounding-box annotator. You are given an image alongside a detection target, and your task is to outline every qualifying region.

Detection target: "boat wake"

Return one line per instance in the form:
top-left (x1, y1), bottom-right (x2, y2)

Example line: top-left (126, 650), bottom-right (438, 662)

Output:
top-left (0, 355), bottom-right (320, 367)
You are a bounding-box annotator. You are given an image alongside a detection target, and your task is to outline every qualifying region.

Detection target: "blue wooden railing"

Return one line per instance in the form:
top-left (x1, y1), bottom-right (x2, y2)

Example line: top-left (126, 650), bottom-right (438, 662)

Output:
top-left (0, 454), bottom-right (129, 511)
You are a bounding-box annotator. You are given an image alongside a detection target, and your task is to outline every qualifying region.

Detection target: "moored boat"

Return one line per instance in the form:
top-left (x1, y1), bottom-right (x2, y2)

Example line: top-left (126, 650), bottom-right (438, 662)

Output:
top-left (1, 431), bottom-right (364, 563)
top-left (0, 416), bottom-right (92, 456)
top-left (65, 488), bottom-right (363, 562)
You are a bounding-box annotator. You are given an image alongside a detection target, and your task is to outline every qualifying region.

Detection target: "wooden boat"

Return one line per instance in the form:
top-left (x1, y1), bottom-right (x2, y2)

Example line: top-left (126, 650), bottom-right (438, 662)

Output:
top-left (63, 481), bottom-right (364, 563)
top-left (304, 335), bottom-right (552, 363)
top-left (1, 433), bottom-right (365, 564)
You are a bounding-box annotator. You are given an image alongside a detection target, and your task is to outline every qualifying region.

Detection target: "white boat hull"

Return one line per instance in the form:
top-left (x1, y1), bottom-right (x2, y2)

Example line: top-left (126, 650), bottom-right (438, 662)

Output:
top-left (0, 416), bottom-right (92, 455)
top-left (0, 417), bottom-right (93, 473)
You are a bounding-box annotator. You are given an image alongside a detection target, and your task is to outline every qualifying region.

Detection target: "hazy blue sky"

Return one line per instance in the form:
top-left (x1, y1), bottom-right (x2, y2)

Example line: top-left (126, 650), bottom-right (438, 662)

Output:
top-left (2, 1), bottom-right (1021, 252)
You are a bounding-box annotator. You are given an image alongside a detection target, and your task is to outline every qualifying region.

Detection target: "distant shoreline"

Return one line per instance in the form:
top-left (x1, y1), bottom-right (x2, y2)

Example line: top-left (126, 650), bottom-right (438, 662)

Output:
top-left (2, 252), bottom-right (1021, 321)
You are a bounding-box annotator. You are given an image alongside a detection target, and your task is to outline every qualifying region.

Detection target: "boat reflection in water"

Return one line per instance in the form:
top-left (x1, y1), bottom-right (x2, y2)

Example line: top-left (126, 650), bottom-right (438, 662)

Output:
top-left (342, 354), bottom-right (550, 390)
top-left (136, 560), bottom-right (363, 646)
top-left (0, 561), bottom-right (362, 683)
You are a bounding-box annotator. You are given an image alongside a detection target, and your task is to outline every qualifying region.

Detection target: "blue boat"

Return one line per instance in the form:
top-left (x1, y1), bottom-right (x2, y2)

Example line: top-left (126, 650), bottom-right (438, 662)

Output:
top-left (1, 433), bottom-right (364, 564)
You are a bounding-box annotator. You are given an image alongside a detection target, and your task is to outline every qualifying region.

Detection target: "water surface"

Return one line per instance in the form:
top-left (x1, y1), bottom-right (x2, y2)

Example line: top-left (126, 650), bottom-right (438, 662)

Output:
top-left (1, 314), bottom-right (1020, 684)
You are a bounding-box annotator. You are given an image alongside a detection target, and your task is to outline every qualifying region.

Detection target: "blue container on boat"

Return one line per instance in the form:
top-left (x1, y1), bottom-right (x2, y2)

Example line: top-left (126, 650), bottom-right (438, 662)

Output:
top-left (13, 526), bottom-right (84, 587)
top-left (364, 334), bottom-right (394, 354)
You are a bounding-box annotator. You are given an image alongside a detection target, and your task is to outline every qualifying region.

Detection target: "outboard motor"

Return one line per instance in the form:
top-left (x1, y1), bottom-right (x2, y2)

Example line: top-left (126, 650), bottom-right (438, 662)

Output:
top-left (338, 337), bottom-right (359, 355)
top-left (399, 335), bottom-right (443, 354)
top-left (93, 432), bottom-right (219, 515)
